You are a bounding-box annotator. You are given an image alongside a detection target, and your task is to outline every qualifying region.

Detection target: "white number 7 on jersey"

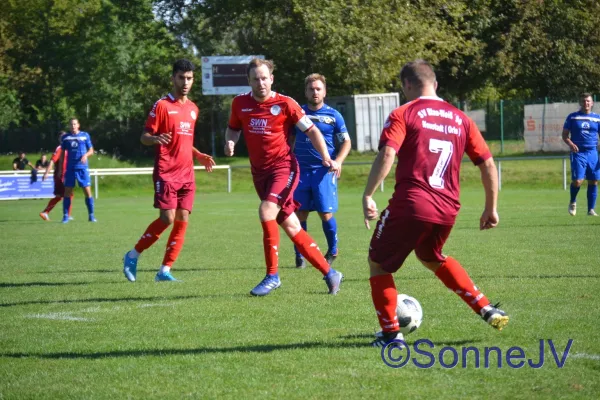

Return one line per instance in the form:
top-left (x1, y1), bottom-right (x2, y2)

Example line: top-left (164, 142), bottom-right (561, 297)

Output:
top-left (428, 138), bottom-right (453, 189)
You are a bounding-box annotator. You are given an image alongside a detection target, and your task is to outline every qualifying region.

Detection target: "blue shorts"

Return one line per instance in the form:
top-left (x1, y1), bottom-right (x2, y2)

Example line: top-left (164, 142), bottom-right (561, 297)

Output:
top-left (571, 150), bottom-right (600, 181)
top-left (294, 167), bottom-right (338, 213)
top-left (64, 169), bottom-right (91, 188)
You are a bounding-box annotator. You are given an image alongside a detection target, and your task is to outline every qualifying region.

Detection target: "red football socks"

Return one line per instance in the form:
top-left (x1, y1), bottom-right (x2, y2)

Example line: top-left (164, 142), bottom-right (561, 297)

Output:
top-left (262, 220), bottom-right (280, 275)
top-left (162, 220), bottom-right (188, 267)
top-left (134, 218), bottom-right (170, 253)
top-left (435, 256), bottom-right (489, 314)
top-left (44, 196), bottom-right (61, 213)
top-left (290, 229), bottom-right (330, 275)
top-left (370, 274), bottom-right (399, 332)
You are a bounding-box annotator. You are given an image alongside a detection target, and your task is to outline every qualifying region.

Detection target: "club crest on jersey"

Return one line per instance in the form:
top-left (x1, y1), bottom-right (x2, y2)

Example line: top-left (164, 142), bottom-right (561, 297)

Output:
top-left (270, 105), bottom-right (281, 116)
top-left (191, 110), bottom-right (197, 120)
top-left (70, 141), bottom-right (79, 148)
top-left (582, 122), bottom-right (590, 129)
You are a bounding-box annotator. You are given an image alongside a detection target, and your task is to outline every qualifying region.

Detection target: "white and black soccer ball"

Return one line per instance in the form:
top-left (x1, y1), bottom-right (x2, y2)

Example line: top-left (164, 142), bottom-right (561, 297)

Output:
top-left (396, 294), bottom-right (423, 334)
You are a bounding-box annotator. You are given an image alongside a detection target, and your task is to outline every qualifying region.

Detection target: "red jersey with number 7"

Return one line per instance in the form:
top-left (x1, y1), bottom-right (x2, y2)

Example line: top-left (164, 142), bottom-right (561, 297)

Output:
top-left (379, 96), bottom-right (491, 225)
top-left (145, 93), bottom-right (199, 183)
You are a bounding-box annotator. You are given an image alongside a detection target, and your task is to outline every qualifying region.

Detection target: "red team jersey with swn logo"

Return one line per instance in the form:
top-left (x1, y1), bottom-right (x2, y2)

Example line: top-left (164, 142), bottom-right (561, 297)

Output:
top-left (379, 96), bottom-right (491, 225)
top-left (145, 93), bottom-right (199, 183)
top-left (228, 91), bottom-right (312, 174)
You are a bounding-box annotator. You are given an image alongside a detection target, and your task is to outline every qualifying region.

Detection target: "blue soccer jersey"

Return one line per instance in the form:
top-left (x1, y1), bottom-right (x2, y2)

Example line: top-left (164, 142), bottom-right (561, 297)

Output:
top-left (61, 131), bottom-right (93, 170)
top-left (294, 104), bottom-right (349, 169)
top-left (563, 111), bottom-right (600, 151)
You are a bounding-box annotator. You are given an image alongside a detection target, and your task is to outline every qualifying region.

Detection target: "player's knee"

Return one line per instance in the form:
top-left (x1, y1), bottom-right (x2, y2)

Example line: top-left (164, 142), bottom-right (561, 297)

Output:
top-left (318, 212), bottom-right (333, 221)
top-left (159, 214), bottom-right (175, 225)
top-left (415, 252), bottom-right (442, 272)
top-left (573, 179), bottom-right (584, 187)
top-left (368, 257), bottom-right (388, 277)
top-left (258, 201), bottom-right (279, 221)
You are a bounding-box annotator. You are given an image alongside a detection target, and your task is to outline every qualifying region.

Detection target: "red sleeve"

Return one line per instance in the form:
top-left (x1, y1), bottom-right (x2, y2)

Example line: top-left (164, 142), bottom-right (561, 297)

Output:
top-left (378, 106), bottom-right (408, 152)
top-left (228, 97), bottom-right (242, 130)
top-left (51, 147), bottom-right (62, 163)
top-left (464, 118), bottom-right (492, 165)
top-left (285, 97), bottom-right (306, 125)
top-left (144, 100), bottom-right (164, 135)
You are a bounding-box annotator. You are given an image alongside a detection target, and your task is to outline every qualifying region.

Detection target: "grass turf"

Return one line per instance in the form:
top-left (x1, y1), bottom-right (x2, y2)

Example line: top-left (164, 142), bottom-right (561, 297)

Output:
top-left (0, 185), bottom-right (599, 399)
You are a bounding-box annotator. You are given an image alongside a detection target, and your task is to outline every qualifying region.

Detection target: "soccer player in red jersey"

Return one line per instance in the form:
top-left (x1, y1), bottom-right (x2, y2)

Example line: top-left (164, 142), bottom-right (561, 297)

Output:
top-left (39, 131), bottom-right (72, 221)
top-left (122, 59), bottom-right (215, 282)
top-left (363, 60), bottom-right (509, 346)
top-left (225, 58), bottom-right (344, 296)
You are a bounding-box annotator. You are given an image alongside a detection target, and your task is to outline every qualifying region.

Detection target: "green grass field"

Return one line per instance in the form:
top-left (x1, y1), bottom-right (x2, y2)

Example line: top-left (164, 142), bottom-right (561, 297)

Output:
top-left (1, 174), bottom-right (599, 398)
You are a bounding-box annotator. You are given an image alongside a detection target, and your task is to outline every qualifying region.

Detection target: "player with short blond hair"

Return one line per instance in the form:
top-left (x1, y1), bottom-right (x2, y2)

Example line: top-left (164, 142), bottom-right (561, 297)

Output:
top-left (292, 73), bottom-right (351, 268)
top-left (225, 58), bottom-right (344, 296)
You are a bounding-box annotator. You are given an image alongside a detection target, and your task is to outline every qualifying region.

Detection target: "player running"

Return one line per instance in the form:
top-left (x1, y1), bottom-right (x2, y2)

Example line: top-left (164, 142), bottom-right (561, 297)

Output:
top-left (225, 58), bottom-right (344, 296)
top-left (363, 60), bottom-right (509, 347)
top-left (122, 59), bottom-right (215, 282)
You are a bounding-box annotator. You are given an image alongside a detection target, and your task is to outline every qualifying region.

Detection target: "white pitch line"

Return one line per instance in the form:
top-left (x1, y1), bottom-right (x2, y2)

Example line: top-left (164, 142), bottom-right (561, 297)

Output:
top-left (138, 303), bottom-right (175, 308)
top-left (25, 313), bottom-right (93, 322)
top-left (571, 353), bottom-right (600, 361)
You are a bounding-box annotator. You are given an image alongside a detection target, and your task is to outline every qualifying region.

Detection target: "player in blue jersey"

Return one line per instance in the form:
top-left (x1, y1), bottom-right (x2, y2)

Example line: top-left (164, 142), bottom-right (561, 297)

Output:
top-left (562, 93), bottom-right (600, 217)
top-left (292, 74), bottom-right (352, 268)
top-left (61, 118), bottom-right (96, 223)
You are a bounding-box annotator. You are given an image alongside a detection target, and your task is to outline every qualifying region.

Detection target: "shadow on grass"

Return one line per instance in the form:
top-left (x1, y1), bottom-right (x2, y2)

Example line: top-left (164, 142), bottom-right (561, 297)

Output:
top-left (0, 341), bottom-right (375, 359)
top-left (0, 338), bottom-right (486, 360)
top-left (29, 267), bottom-right (259, 274)
top-left (0, 293), bottom-right (247, 308)
top-left (0, 282), bottom-right (90, 288)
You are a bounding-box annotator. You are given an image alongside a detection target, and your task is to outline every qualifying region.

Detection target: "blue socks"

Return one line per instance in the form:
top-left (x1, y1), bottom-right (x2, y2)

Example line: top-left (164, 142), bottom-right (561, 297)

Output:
top-left (63, 196), bottom-right (71, 218)
top-left (294, 220), bottom-right (308, 259)
top-left (570, 183), bottom-right (580, 203)
top-left (85, 197), bottom-right (95, 215)
top-left (294, 217), bottom-right (338, 258)
top-left (322, 217), bottom-right (338, 255)
top-left (588, 185), bottom-right (598, 211)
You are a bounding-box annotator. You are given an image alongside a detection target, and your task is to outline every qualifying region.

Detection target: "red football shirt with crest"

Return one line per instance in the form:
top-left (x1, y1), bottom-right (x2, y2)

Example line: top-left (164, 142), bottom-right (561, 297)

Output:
top-left (379, 96), bottom-right (491, 225)
top-left (145, 93), bottom-right (199, 183)
top-left (228, 91), bottom-right (313, 174)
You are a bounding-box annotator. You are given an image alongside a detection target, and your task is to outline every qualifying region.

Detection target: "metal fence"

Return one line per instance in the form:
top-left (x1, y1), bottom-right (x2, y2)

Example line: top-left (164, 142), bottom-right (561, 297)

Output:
top-left (0, 155), bottom-right (572, 201)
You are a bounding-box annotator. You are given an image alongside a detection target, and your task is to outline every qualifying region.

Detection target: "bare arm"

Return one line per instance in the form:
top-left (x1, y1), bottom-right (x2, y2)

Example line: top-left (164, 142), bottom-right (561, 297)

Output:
top-left (192, 147), bottom-right (215, 172)
top-left (224, 127), bottom-right (241, 156)
top-left (362, 145), bottom-right (396, 229)
top-left (141, 131), bottom-right (172, 146)
top-left (478, 157), bottom-right (499, 230)
top-left (81, 147), bottom-right (94, 164)
top-left (562, 128), bottom-right (578, 152)
top-left (12, 162), bottom-right (17, 170)
top-left (304, 125), bottom-right (340, 175)
top-left (334, 139), bottom-right (352, 177)
top-left (42, 160), bottom-right (55, 181)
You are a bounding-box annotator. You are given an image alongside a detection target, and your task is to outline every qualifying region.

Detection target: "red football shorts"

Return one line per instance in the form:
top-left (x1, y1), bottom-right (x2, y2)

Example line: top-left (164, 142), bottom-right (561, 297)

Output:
top-left (369, 208), bottom-right (453, 273)
top-left (53, 177), bottom-right (65, 197)
top-left (153, 180), bottom-right (196, 212)
top-left (252, 160), bottom-right (300, 224)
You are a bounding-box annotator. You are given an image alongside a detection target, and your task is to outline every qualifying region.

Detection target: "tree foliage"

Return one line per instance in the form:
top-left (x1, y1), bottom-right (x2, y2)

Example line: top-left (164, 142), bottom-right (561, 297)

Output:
top-left (2, 0), bottom-right (600, 155)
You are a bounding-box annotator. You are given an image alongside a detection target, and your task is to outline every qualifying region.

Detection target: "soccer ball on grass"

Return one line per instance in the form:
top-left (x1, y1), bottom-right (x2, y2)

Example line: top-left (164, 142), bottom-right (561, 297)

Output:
top-left (396, 294), bottom-right (423, 334)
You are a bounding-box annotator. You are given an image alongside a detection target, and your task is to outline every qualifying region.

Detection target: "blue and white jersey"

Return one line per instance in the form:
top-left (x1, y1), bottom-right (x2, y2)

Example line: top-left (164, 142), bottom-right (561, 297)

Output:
top-left (563, 111), bottom-right (600, 150)
top-left (294, 104), bottom-right (349, 169)
top-left (61, 131), bottom-right (93, 170)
